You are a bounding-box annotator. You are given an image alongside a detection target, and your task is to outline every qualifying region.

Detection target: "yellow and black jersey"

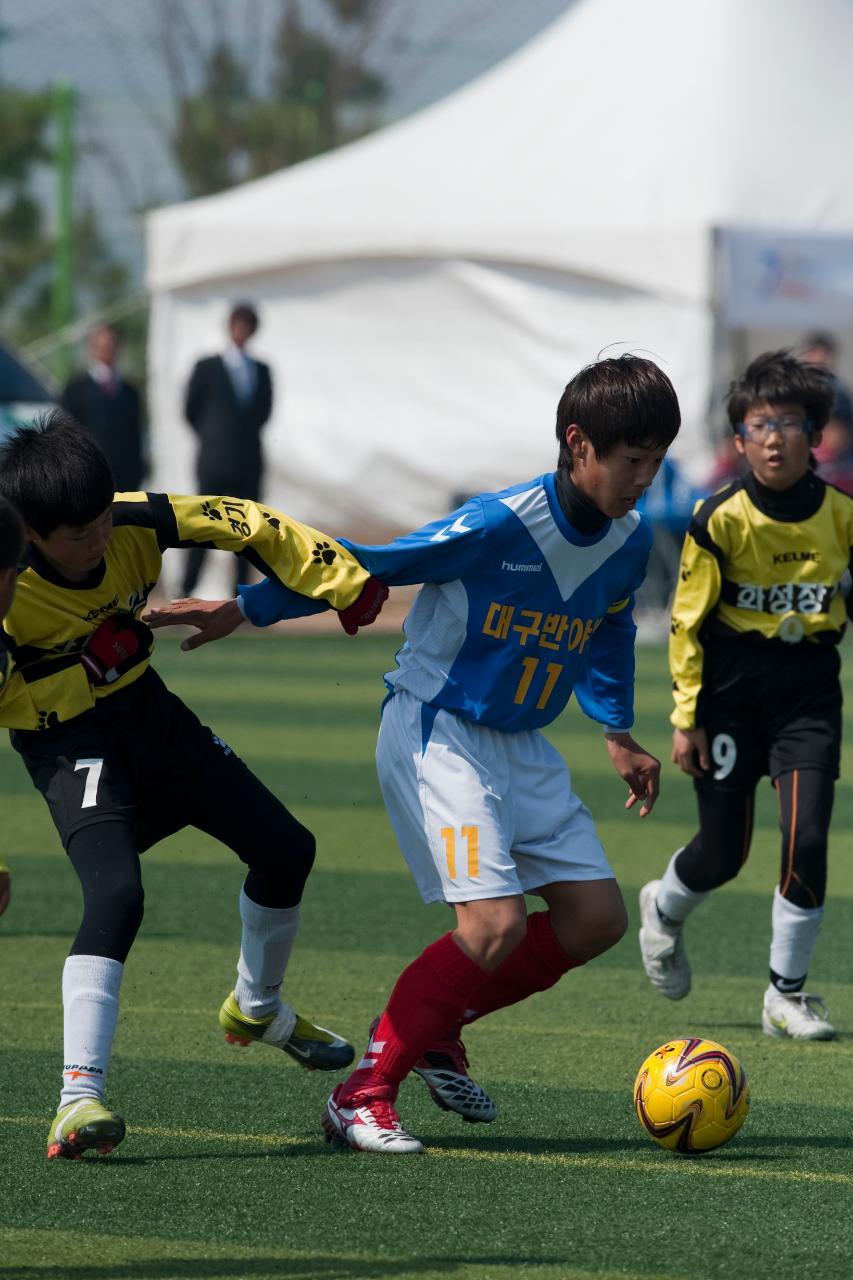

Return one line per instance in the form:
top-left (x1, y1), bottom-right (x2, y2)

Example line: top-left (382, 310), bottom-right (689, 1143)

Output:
top-left (1, 492), bottom-right (370, 732)
top-left (0, 635), bottom-right (40, 731)
top-left (670, 471), bottom-right (853, 729)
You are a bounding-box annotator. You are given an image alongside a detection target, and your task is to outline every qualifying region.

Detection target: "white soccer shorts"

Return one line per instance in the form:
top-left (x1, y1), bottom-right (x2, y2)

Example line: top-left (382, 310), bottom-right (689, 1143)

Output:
top-left (376, 690), bottom-right (614, 904)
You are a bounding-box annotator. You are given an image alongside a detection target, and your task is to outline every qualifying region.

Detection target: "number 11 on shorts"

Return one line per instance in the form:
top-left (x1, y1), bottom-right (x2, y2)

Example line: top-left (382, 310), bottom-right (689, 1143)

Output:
top-left (441, 826), bottom-right (479, 878)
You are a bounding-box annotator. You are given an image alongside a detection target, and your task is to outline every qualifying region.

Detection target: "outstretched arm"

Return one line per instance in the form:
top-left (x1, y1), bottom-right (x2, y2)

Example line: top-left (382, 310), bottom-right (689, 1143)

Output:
top-left (144, 576), bottom-right (387, 647)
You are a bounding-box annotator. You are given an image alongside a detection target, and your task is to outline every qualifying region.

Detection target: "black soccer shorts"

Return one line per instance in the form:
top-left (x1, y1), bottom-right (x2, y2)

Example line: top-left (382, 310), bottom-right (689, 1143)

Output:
top-left (11, 666), bottom-right (308, 862)
top-left (693, 639), bottom-right (842, 796)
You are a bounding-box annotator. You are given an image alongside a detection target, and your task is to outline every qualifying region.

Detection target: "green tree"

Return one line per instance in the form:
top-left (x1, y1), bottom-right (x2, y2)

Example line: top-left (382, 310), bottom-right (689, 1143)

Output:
top-left (166, 0), bottom-right (387, 199)
top-left (0, 83), bottom-right (132, 377)
top-left (0, 86), bottom-right (54, 344)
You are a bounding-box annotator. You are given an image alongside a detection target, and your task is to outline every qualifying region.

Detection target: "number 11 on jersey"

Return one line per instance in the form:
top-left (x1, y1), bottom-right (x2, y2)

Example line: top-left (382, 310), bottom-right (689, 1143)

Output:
top-left (513, 657), bottom-right (562, 710)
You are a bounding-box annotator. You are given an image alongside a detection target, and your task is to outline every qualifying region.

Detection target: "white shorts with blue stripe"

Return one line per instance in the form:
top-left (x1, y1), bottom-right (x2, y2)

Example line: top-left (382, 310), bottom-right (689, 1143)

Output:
top-left (376, 690), bottom-right (614, 905)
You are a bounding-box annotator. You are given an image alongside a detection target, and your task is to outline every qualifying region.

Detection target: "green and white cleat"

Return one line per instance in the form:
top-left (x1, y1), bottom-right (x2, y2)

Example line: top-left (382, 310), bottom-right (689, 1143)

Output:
top-left (47, 1098), bottom-right (126, 1161)
top-left (218, 992), bottom-right (354, 1071)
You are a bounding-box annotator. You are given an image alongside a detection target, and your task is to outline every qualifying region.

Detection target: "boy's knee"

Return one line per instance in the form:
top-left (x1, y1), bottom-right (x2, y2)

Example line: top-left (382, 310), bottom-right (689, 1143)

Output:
top-left (560, 896), bottom-right (627, 962)
top-left (574, 899), bottom-right (628, 960)
top-left (244, 823), bottom-right (317, 908)
top-left (108, 880), bottom-right (145, 933)
top-left (677, 841), bottom-right (739, 893)
top-left (454, 904), bottom-right (527, 970)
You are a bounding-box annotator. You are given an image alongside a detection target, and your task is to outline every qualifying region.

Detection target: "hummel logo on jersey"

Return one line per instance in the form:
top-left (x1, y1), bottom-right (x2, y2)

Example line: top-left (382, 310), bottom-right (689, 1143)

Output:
top-left (501, 560), bottom-right (542, 573)
top-left (431, 515), bottom-right (472, 542)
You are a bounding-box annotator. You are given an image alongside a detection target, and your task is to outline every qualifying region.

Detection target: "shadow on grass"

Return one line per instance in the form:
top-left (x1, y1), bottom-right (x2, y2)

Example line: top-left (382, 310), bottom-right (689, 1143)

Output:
top-left (0, 1255), bottom-right (565, 1280)
top-left (82, 1130), bottom-right (853, 1169)
top-left (102, 1141), bottom-right (325, 1165)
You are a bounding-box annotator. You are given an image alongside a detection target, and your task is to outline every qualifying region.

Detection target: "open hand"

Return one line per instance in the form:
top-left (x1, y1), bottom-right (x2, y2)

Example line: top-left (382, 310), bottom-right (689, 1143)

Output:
top-left (143, 597), bottom-right (244, 651)
top-left (604, 732), bottom-right (661, 817)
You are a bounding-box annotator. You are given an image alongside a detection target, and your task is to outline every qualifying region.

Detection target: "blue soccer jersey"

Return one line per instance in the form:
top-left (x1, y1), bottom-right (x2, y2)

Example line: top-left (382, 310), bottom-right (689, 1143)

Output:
top-left (240, 473), bottom-right (651, 734)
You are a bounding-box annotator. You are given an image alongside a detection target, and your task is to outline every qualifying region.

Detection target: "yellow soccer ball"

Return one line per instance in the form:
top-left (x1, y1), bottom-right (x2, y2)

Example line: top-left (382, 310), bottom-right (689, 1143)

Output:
top-left (633, 1037), bottom-right (750, 1154)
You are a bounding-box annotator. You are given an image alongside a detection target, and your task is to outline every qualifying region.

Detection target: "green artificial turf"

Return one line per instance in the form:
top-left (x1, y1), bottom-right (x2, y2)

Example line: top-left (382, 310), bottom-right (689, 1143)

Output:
top-left (2, 634), bottom-right (853, 1280)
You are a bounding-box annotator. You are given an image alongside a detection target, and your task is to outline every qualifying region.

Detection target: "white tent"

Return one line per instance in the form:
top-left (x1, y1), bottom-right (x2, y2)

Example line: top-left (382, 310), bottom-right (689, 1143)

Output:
top-left (146, 0), bottom-right (853, 539)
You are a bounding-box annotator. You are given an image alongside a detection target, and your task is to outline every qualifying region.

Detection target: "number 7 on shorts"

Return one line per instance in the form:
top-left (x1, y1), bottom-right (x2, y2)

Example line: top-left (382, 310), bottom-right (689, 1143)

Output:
top-left (74, 758), bottom-right (104, 809)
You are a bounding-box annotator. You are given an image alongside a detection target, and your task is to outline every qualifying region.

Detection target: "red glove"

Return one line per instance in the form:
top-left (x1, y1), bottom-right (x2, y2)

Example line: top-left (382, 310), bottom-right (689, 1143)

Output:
top-left (81, 614), bottom-right (146, 684)
top-left (338, 577), bottom-right (389, 635)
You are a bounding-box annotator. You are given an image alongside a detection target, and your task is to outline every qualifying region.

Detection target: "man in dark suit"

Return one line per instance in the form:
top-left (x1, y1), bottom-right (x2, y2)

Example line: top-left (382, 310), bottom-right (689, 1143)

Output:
top-left (61, 325), bottom-right (145, 492)
top-left (182, 302), bottom-right (273, 595)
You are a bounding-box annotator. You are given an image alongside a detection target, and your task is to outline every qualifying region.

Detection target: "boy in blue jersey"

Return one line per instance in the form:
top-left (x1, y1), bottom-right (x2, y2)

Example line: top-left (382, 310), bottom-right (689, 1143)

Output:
top-left (147, 355), bottom-right (681, 1154)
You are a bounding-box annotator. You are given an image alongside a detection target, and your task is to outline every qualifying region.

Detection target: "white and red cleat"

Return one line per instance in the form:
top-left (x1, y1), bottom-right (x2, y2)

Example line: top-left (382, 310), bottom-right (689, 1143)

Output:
top-left (322, 1084), bottom-right (423, 1154)
top-left (413, 1035), bottom-right (497, 1123)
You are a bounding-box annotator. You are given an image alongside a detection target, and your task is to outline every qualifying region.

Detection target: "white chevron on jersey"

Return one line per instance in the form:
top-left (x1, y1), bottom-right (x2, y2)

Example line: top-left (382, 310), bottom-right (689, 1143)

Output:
top-left (430, 515), bottom-right (474, 543)
top-left (500, 487), bottom-right (641, 602)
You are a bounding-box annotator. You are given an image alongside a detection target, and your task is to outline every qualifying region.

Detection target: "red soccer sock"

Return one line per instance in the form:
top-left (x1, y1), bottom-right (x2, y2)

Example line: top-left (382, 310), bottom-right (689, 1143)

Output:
top-left (460, 910), bottom-right (581, 1024)
top-left (340, 932), bottom-right (489, 1102)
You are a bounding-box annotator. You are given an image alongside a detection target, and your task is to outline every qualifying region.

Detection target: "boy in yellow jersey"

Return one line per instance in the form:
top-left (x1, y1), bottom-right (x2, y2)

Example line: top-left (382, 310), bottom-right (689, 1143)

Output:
top-left (639, 352), bottom-right (852, 1039)
top-left (0, 493), bottom-right (28, 917)
top-left (0, 411), bottom-right (387, 1159)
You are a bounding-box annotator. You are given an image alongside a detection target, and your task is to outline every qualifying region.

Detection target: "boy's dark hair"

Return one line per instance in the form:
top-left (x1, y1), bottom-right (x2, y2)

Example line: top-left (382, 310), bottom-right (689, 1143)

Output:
top-left (0, 494), bottom-right (24, 569)
top-left (555, 354), bottom-right (681, 470)
top-left (726, 351), bottom-right (834, 433)
top-left (0, 409), bottom-right (115, 537)
top-left (229, 302), bottom-right (259, 333)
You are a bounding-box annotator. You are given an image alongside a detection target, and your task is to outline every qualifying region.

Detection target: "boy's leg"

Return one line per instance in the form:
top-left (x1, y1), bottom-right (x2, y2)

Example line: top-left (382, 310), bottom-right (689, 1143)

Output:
top-left (458, 878), bottom-right (624, 1025)
top-left (16, 729), bottom-right (139, 1159)
top-left (762, 768), bottom-right (836, 1040)
top-left (61, 819), bottom-right (144, 1109)
top-left (639, 787), bottom-right (755, 999)
top-left (325, 694), bottom-right (530, 1151)
top-left (324, 901), bottom-right (522, 1153)
top-left (176, 718), bottom-right (352, 1069)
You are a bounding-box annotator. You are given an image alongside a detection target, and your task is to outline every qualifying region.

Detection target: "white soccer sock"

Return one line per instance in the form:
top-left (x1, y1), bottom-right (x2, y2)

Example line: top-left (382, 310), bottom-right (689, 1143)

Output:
top-left (234, 889), bottom-right (300, 1019)
top-left (59, 954), bottom-right (123, 1110)
top-left (655, 849), bottom-right (709, 925)
top-left (769, 887), bottom-right (823, 988)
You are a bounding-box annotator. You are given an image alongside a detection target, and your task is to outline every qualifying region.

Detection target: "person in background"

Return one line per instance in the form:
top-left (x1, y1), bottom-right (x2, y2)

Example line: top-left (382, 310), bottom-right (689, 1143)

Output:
top-left (800, 332), bottom-right (853, 446)
top-left (702, 432), bottom-right (747, 494)
top-left (182, 302), bottom-right (273, 596)
top-left (62, 325), bottom-right (145, 493)
top-left (639, 352), bottom-right (850, 1042)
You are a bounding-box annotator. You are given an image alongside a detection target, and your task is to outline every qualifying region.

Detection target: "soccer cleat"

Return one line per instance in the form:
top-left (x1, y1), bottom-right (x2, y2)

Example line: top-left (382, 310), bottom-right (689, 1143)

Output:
top-left (638, 879), bottom-right (691, 1000)
top-left (322, 1084), bottom-right (423, 1154)
top-left (47, 1098), bottom-right (125, 1161)
top-left (413, 1034), bottom-right (497, 1123)
top-left (218, 992), bottom-right (354, 1070)
top-left (762, 988), bottom-right (837, 1041)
